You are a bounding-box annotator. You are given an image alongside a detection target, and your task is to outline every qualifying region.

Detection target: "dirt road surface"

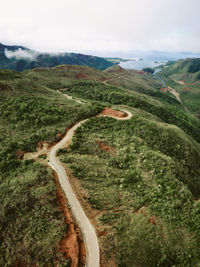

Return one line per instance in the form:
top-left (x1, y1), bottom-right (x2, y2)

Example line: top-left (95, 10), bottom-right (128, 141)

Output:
top-left (48, 109), bottom-right (132, 267)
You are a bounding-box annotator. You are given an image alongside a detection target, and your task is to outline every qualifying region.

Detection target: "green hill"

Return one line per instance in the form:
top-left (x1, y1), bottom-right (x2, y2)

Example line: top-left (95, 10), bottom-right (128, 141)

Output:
top-left (0, 43), bottom-right (115, 71)
top-left (158, 58), bottom-right (200, 117)
top-left (0, 65), bottom-right (200, 266)
top-left (161, 58), bottom-right (200, 75)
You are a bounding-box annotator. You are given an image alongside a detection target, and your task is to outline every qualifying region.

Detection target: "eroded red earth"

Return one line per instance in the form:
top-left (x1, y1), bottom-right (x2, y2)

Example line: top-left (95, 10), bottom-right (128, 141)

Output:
top-left (100, 108), bottom-right (128, 118)
top-left (54, 172), bottom-right (86, 267)
top-left (96, 140), bottom-right (116, 155)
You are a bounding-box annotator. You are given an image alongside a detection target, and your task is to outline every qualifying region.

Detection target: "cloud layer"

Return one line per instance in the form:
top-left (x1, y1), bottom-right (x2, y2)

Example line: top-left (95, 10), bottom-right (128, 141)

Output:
top-left (0, 0), bottom-right (200, 54)
top-left (4, 48), bottom-right (37, 60)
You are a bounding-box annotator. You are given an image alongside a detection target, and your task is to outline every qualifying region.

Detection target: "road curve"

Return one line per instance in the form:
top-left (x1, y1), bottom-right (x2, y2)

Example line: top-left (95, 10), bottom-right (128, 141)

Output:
top-left (48, 109), bottom-right (132, 267)
top-left (153, 72), bottom-right (166, 87)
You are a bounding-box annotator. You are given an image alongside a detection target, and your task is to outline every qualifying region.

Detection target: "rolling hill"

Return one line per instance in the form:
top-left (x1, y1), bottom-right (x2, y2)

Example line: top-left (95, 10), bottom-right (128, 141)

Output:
top-left (0, 63), bottom-right (200, 266)
top-left (158, 58), bottom-right (200, 117)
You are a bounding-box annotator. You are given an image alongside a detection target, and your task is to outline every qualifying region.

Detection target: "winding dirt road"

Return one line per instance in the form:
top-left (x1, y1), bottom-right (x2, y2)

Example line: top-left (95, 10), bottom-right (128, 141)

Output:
top-left (153, 73), bottom-right (190, 113)
top-left (48, 109), bottom-right (132, 267)
top-left (103, 75), bottom-right (125, 85)
top-left (167, 87), bottom-right (190, 113)
top-left (63, 93), bottom-right (86, 104)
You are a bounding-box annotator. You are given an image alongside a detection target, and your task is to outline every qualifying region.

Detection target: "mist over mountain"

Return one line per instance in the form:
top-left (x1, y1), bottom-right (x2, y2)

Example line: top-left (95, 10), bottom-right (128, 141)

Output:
top-left (0, 43), bottom-right (115, 71)
top-left (1, 42), bottom-right (200, 74)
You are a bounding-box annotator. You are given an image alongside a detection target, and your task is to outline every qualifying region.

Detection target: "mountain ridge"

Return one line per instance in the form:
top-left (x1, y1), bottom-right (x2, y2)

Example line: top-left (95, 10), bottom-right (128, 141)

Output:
top-left (0, 43), bottom-right (115, 71)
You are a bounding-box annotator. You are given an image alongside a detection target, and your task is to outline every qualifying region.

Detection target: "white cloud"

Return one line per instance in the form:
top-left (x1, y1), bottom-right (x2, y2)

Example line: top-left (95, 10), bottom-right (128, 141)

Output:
top-left (4, 48), bottom-right (38, 60)
top-left (0, 0), bottom-right (199, 54)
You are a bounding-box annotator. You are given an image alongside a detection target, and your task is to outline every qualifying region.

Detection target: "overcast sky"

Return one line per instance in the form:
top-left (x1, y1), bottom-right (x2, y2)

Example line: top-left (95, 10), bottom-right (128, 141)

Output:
top-left (1, 0), bottom-right (200, 55)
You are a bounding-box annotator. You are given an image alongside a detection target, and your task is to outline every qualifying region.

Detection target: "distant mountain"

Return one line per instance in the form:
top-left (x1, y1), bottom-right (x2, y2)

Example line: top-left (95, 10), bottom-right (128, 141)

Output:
top-left (0, 43), bottom-right (27, 52)
top-left (0, 43), bottom-right (115, 71)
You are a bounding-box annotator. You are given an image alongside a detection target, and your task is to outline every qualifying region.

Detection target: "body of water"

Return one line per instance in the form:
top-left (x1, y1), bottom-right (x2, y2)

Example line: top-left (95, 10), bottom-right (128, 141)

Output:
top-left (119, 59), bottom-right (166, 70)
top-left (119, 58), bottom-right (166, 87)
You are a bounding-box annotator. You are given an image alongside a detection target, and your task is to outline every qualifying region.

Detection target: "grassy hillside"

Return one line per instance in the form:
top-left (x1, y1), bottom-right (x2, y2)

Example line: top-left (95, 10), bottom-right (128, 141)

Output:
top-left (104, 65), bottom-right (161, 89)
top-left (161, 58), bottom-right (200, 75)
top-left (158, 58), bottom-right (200, 117)
top-left (0, 65), bottom-right (200, 266)
top-left (0, 69), bottom-right (102, 266)
top-left (60, 108), bottom-right (200, 266)
top-left (61, 80), bottom-right (200, 144)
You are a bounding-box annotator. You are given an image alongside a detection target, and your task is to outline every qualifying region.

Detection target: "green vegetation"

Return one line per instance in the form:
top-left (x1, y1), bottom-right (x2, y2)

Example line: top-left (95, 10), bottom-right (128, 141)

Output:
top-left (0, 162), bottom-right (67, 265)
top-left (61, 80), bottom-right (200, 144)
top-left (60, 110), bottom-right (200, 266)
top-left (161, 58), bottom-right (200, 75)
top-left (104, 57), bottom-right (134, 64)
top-left (143, 67), bottom-right (155, 74)
top-left (104, 65), bottom-right (162, 90)
top-left (158, 58), bottom-right (200, 117)
top-left (1, 62), bottom-right (200, 266)
top-left (0, 69), bottom-right (102, 266)
top-left (0, 42), bottom-right (115, 71)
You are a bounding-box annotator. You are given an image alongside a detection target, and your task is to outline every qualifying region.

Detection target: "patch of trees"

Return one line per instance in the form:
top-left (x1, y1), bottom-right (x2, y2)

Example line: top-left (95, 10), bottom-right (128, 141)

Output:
top-left (0, 162), bottom-right (67, 266)
top-left (188, 58), bottom-right (200, 73)
top-left (143, 67), bottom-right (155, 74)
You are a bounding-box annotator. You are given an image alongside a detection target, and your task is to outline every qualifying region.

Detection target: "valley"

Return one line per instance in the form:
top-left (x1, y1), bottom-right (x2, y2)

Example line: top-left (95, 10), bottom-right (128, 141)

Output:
top-left (158, 58), bottom-right (200, 117)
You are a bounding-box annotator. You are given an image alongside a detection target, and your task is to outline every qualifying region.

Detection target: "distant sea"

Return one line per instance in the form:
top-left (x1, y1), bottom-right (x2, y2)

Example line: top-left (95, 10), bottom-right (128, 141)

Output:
top-left (118, 51), bottom-right (200, 70)
top-left (119, 59), bottom-right (165, 70)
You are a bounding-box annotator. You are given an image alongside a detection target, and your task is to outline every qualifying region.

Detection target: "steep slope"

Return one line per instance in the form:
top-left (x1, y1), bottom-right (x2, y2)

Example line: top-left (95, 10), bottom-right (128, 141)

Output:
top-left (161, 58), bottom-right (200, 75)
top-left (0, 43), bottom-right (115, 71)
top-left (158, 58), bottom-right (200, 117)
top-left (61, 108), bottom-right (200, 266)
top-left (104, 64), bottom-right (161, 90)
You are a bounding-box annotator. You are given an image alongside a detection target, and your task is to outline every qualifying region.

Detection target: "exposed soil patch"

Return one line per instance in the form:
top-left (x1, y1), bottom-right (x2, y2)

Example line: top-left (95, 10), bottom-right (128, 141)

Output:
top-left (101, 108), bottom-right (128, 118)
top-left (33, 68), bottom-right (48, 72)
top-left (172, 78), bottom-right (185, 85)
top-left (160, 88), bottom-right (169, 92)
top-left (23, 141), bottom-right (50, 162)
top-left (135, 206), bottom-right (159, 226)
top-left (136, 71), bottom-right (145, 75)
top-left (17, 150), bottom-right (25, 160)
top-left (96, 140), bottom-right (116, 155)
top-left (98, 230), bottom-right (108, 237)
top-left (184, 87), bottom-right (191, 90)
top-left (0, 82), bottom-right (13, 92)
top-left (97, 77), bottom-right (108, 82)
top-left (54, 171), bottom-right (85, 267)
top-left (112, 66), bottom-right (124, 73)
top-left (75, 73), bottom-right (90, 80)
top-left (191, 80), bottom-right (200, 85)
top-left (63, 166), bottom-right (117, 267)
top-left (179, 80), bottom-right (185, 84)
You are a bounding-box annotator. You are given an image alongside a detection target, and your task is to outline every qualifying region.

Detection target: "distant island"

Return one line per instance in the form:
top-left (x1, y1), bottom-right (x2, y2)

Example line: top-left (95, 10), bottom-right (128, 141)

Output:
top-left (105, 57), bottom-right (137, 64)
